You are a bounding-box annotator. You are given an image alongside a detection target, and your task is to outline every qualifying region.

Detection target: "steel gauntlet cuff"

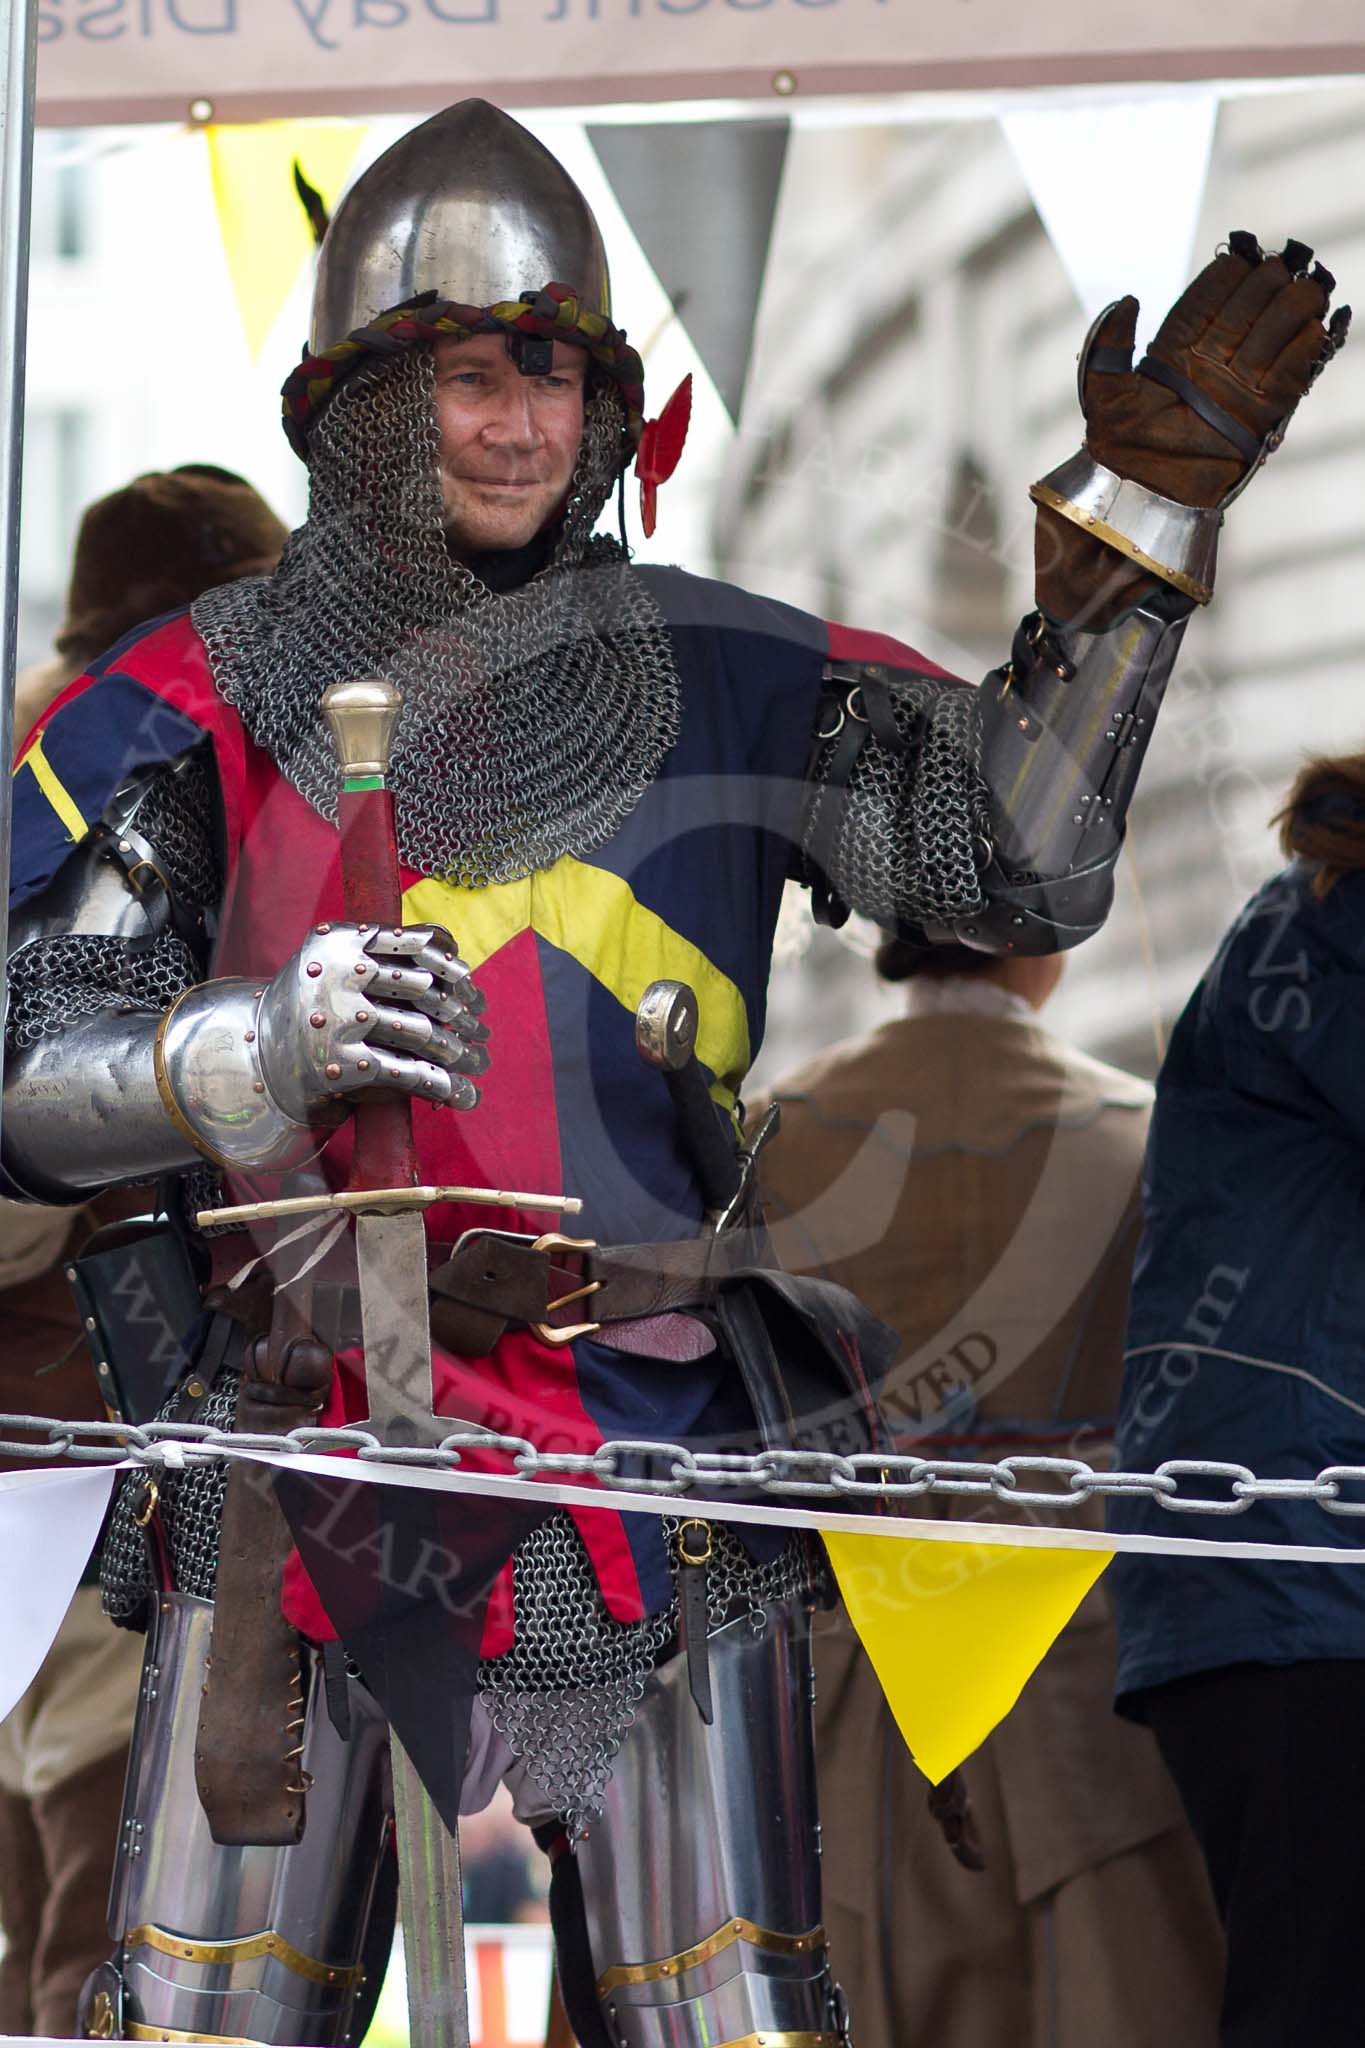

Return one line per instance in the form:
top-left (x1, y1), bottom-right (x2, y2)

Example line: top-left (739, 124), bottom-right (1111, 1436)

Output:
top-left (156, 980), bottom-right (328, 1174)
top-left (1032, 451), bottom-right (1221, 608)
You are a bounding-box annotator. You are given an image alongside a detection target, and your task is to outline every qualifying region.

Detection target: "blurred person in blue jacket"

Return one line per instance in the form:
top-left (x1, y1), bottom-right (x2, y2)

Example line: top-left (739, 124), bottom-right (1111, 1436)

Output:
top-left (1112, 749), bottom-right (1365, 2048)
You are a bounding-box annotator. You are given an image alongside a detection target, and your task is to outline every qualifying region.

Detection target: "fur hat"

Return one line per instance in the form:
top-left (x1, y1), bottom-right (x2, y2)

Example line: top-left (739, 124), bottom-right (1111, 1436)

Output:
top-left (55, 464), bottom-right (288, 665)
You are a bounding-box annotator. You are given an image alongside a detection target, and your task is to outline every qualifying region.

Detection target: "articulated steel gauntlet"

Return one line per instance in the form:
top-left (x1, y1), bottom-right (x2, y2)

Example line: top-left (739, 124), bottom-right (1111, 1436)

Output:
top-left (156, 923), bottom-right (487, 1172)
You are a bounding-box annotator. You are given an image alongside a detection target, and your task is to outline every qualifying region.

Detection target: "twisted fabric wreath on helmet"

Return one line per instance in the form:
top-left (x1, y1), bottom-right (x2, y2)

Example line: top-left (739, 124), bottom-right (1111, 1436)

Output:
top-left (281, 282), bottom-right (645, 460)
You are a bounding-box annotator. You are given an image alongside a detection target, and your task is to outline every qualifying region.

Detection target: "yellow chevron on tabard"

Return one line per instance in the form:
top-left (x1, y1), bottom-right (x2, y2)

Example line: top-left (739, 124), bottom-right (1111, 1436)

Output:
top-left (17, 732), bottom-right (86, 844)
top-left (404, 855), bottom-right (751, 1108)
top-left (403, 872), bottom-right (531, 976)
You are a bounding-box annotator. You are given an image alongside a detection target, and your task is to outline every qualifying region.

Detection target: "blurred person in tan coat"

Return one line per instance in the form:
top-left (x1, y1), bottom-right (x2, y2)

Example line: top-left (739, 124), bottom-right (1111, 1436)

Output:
top-left (750, 935), bottom-right (1223, 2048)
top-left (0, 465), bottom-right (286, 2039)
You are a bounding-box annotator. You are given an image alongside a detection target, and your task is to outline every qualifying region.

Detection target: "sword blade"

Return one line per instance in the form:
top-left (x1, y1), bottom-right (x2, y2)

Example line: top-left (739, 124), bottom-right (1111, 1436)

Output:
top-left (354, 1208), bottom-right (441, 1444)
top-left (392, 1734), bottom-right (468, 2047)
top-left (320, 680), bottom-right (471, 2046)
top-left (353, 1207), bottom-right (471, 2048)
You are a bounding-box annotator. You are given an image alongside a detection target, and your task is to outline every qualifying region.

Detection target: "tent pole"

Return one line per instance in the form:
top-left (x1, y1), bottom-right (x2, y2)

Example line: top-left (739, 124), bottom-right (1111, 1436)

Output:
top-left (0, 0), bottom-right (37, 1139)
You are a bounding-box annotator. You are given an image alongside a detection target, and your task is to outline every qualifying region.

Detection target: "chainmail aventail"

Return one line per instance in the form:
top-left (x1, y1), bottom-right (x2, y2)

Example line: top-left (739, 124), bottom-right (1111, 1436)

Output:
top-left (193, 352), bottom-right (681, 887)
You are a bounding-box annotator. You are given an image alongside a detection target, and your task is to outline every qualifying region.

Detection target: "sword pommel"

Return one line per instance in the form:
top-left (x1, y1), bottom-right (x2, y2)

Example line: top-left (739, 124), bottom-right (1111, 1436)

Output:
top-left (321, 677), bottom-right (403, 780)
top-left (634, 978), bottom-right (699, 1072)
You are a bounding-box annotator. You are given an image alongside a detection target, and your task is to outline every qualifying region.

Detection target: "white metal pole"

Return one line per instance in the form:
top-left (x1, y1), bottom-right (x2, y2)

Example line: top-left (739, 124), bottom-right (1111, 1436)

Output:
top-left (0, 0), bottom-right (38, 1129)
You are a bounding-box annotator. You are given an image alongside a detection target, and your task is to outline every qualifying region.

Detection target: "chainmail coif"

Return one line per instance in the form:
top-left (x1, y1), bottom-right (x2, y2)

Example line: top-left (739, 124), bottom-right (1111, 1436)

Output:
top-left (192, 349), bottom-right (681, 887)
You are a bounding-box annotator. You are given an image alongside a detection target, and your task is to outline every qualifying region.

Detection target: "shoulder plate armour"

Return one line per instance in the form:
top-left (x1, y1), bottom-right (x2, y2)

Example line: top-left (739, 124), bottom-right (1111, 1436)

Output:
top-left (2, 744), bottom-right (223, 1202)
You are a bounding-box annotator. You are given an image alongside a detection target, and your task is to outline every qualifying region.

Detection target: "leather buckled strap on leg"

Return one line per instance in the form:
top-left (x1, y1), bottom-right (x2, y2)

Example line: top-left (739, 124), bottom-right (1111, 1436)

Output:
top-left (676, 1518), bottom-right (715, 1724)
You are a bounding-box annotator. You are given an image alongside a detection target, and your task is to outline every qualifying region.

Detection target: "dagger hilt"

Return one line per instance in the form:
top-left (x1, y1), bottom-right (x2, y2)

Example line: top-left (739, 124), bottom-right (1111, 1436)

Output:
top-left (320, 677), bottom-right (418, 1194)
top-left (635, 979), bottom-right (740, 1220)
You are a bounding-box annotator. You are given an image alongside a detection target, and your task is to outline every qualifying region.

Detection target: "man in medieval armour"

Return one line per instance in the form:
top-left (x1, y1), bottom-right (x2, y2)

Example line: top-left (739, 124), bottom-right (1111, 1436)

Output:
top-left (0, 101), bottom-right (1345, 2047)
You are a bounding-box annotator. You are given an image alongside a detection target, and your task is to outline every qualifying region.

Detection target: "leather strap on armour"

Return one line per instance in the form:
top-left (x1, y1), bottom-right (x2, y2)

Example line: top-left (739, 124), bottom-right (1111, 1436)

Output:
top-left (802, 662), bottom-right (927, 930)
top-left (1085, 344), bottom-right (1135, 376)
top-left (1135, 353), bottom-right (1264, 466)
top-left (426, 1231), bottom-right (736, 1356)
top-left (194, 1281), bottom-right (331, 1847)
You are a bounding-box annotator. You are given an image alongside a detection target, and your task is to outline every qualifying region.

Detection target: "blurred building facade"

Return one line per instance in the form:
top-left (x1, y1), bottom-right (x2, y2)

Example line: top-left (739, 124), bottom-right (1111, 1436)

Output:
top-left (719, 84), bottom-right (1365, 1088)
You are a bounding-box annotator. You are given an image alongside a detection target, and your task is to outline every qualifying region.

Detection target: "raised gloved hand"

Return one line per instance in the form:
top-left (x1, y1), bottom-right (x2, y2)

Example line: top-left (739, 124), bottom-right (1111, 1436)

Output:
top-left (1084, 232), bottom-right (1347, 506)
top-left (255, 920), bottom-right (489, 1124)
top-left (1037, 233), bottom-right (1349, 624)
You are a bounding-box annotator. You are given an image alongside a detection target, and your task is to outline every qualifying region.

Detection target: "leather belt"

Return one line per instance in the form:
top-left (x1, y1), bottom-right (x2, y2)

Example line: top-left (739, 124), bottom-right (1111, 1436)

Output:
top-left (313, 1230), bottom-right (723, 1362)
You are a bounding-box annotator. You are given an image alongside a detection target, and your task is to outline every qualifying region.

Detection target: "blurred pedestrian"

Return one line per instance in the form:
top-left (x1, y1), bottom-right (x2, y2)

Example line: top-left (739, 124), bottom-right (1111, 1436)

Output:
top-left (0, 464), bottom-right (286, 2039)
top-left (1112, 751), bottom-right (1365, 2048)
top-left (752, 934), bottom-right (1223, 2048)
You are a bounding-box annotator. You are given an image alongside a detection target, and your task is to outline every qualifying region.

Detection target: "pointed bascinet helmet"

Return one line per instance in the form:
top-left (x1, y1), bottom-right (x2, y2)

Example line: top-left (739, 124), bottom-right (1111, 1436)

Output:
top-left (311, 98), bottom-right (612, 345)
top-left (283, 100), bottom-right (643, 458)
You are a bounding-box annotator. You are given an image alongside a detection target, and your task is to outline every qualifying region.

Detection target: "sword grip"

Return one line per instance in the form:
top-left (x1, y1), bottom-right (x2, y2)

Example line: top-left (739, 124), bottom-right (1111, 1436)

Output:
top-left (336, 781), bottom-right (402, 927)
top-left (322, 679), bottom-right (419, 1194)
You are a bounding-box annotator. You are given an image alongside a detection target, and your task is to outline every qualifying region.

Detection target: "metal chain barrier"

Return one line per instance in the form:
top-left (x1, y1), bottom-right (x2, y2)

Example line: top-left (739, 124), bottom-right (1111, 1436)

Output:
top-left (6, 1413), bottom-right (1365, 1520)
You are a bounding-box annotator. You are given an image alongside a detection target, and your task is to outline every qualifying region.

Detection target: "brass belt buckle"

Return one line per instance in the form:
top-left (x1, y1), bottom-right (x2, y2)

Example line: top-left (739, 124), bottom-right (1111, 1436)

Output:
top-left (531, 1233), bottom-right (603, 1346)
top-left (132, 1477), bottom-right (160, 1529)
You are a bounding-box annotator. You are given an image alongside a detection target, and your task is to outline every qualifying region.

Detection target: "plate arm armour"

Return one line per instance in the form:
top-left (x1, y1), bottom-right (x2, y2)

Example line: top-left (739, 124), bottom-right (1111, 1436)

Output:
top-left (798, 459), bottom-right (1202, 956)
top-left (955, 584), bottom-right (1191, 954)
top-left (1, 745), bottom-right (318, 1203)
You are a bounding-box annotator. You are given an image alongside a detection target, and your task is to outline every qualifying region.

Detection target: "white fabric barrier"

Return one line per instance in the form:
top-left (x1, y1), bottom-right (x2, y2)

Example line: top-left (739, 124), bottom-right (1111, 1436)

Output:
top-left (0, 1467), bottom-right (117, 1724)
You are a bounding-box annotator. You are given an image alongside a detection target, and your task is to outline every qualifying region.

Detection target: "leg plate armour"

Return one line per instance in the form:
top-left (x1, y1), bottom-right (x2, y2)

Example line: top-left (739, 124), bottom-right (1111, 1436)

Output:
top-left (575, 1599), bottom-right (848, 2048)
top-left (87, 1594), bottom-right (391, 2045)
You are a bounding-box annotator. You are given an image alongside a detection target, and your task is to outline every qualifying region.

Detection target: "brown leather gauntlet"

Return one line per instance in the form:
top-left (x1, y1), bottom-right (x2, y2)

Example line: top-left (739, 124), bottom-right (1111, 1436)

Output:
top-left (1038, 233), bottom-right (1345, 626)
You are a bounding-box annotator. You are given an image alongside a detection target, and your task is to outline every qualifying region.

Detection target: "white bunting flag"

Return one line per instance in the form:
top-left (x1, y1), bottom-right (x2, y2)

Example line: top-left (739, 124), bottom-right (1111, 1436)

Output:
top-left (1002, 94), bottom-right (1219, 350)
top-left (0, 1466), bottom-right (118, 1723)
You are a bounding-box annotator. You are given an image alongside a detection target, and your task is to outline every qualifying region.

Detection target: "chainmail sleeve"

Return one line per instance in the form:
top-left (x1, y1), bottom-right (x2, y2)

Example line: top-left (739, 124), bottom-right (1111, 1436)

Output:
top-left (797, 661), bottom-right (992, 933)
top-left (6, 928), bottom-right (202, 1054)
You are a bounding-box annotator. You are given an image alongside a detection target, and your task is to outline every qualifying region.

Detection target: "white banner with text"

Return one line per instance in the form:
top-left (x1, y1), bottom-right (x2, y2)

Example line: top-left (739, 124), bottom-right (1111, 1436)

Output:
top-left (35, 0), bottom-right (1365, 126)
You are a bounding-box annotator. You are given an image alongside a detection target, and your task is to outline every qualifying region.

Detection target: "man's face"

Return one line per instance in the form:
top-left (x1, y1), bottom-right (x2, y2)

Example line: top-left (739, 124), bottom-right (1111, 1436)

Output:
top-left (431, 333), bottom-right (587, 555)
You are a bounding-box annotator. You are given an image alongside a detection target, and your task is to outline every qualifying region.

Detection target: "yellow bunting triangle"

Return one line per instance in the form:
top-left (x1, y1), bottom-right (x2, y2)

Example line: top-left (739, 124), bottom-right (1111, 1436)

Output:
top-left (824, 1529), bottom-right (1114, 1785)
top-left (206, 122), bottom-right (366, 361)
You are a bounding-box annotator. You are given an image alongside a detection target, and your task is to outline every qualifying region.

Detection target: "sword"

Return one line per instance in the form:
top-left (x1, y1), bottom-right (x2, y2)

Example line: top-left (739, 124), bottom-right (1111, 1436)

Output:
top-left (320, 676), bottom-right (468, 2048)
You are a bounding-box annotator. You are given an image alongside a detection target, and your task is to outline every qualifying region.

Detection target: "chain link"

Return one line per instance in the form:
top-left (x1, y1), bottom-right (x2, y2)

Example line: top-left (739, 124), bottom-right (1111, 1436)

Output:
top-left (1146, 1459), bottom-right (1259, 1516)
top-left (8, 1412), bottom-right (1365, 1530)
top-left (1316, 1467), bottom-right (1365, 1516)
